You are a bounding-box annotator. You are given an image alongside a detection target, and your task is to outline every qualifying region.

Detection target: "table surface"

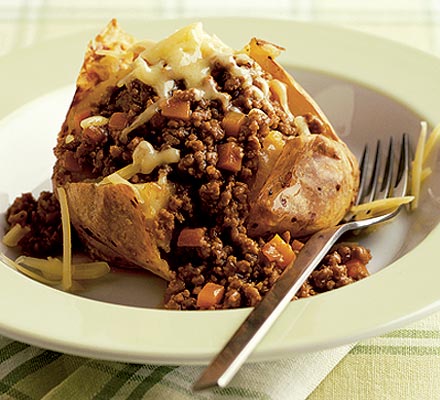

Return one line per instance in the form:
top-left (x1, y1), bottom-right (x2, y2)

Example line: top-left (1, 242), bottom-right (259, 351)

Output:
top-left (1, 1), bottom-right (440, 399)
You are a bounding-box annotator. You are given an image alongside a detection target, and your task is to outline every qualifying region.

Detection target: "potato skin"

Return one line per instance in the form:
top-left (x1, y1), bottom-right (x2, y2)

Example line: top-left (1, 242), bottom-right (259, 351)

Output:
top-left (247, 134), bottom-right (359, 238)
top-left (65, 182), bottom-right (174, 281)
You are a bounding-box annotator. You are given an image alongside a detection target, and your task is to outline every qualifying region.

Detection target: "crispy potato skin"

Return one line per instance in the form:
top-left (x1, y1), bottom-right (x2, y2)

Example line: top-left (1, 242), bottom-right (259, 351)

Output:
top-left (246, 38), bottom-right (338, 141)
top-left (247, 134), bottom-right (359, 238)
top-left (65, 182), bottom-right (174, 281)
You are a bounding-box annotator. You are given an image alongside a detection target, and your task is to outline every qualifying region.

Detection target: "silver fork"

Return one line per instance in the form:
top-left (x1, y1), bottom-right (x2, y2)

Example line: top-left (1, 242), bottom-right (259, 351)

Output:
top-left (193, 133), bottom-right (410, 391)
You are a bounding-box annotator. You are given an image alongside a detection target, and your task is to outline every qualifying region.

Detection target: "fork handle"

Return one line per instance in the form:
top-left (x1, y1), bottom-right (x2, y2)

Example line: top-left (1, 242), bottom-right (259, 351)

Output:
top-left (193, 224), bottom-right (348, 391)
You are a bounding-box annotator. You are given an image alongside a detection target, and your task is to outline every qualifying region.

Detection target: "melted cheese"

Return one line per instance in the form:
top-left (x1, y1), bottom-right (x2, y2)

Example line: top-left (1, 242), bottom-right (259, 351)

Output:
top-left (119, 23), bottom-right (234, 103)
top-left (99, 140), bottom-right (176, 223)
top-left (118, 23), bottom-right (288, 132)
top-left (142, 22), bottom-right (231, 87)
top-left (132, 141), bottom-right (180, 174)
top-left (294, 116), bottom-right (311, 135)
top-left (101, 140), bottom-right (180, 184)
top-left (270, 79), bottom-right (294, 119)
top-left (80, 115), bottom-right (109, 129)
top-left (122, 102), bottom-right (159, 136)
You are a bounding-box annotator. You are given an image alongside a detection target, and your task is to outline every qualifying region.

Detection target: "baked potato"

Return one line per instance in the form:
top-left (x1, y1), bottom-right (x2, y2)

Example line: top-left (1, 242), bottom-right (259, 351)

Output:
top-left (245, 38), bottom-right (358, 237)
top-left (51, 20), bottom-right (359, 284)
top-left (247, 133), bottom-right (358, 237)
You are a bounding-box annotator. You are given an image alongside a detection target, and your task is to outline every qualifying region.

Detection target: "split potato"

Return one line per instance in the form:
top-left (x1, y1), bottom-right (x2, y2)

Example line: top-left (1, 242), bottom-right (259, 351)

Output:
top-left (246, 39), bottom-right (359, 238)
top-left (247, 134), bottom-right (358, 237)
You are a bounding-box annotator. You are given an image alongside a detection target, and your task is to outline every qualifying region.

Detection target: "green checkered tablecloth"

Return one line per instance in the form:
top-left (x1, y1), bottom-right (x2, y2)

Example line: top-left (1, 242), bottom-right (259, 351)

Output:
top-left (3, 315), bottom-right (440, 399)
top-left (1, 1), bottom-right (440, 399)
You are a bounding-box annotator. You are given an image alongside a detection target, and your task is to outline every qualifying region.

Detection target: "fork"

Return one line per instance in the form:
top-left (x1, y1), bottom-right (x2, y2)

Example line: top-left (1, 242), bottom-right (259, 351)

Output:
top-left (193, 133), bottom-right (410, 391)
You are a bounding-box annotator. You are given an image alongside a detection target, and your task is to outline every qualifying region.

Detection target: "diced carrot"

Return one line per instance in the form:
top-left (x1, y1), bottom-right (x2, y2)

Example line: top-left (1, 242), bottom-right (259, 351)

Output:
top-left (291, 239), bottom-right (304, 252)
top-left (222, 111), bottom-right (246, 137)
top-left (197, 282), bottom-right (225, 309)
top-left (262, 234), bottom-right (296, 268)
top-left (216, 142), bottom-right (243, 173)
top-left (177, 228), bottom-right (206, 247)
top-left (109, 112), bottom-right (128, 130)
top-left (346, 259), bottom-right (369, 280)
top-left (161, 99), bottom-right (191, 120)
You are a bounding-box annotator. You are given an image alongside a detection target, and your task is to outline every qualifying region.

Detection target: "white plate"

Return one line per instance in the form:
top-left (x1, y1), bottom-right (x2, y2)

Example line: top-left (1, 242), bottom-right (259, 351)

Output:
top-left (1, 18), bottom-right (440, 365)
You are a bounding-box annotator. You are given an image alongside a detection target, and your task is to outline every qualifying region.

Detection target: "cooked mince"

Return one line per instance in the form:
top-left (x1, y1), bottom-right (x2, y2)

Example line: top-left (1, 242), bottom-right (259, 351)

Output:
top-left (6, 192), bottom-right (63, 257)
top-left (5, 46), bottom-right (370, 309)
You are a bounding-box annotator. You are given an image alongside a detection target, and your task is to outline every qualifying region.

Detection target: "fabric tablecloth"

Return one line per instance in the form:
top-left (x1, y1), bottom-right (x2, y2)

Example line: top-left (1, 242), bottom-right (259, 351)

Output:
top-left (1, 1), bottom-right (440, 399)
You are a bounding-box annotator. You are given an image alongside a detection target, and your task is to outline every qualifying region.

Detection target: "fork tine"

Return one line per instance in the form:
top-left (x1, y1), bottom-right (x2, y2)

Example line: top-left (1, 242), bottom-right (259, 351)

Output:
top-left (356, 133), bottom-right (409, 207)
top-left (355, 144), bottom-right (370, 206)
top-left (366, 140), bottom-right (382, 203)
top-left (376, 137), bottom-right (395, 200)
top-left (393, 133), bottom-right (410, 197)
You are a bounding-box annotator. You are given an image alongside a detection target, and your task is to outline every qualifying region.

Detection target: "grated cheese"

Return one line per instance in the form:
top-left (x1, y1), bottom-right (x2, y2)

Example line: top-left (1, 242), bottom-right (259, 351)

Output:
top-left (65, 134), bottom-right (75, 144)
top-left (351, 120), bottom-right (440, 217)
top-left (0, 252), bottom-right (60, 286)
top-left (121, 102), bottom-right (159, 136)
top-left (423, 122), bottom-right (440, 164)
top-left (351, 196), bottom-right (415, 219)
top-left (15, 256), bottom-right (110, 280)
top-left (2, 224), bottom-right (31, 247)
top-left (57, 187), bottom-right (73, 291)
top-left (410, 121), bottom-right (427, 210)
top-left (421, 167), bottom-right (432, 182)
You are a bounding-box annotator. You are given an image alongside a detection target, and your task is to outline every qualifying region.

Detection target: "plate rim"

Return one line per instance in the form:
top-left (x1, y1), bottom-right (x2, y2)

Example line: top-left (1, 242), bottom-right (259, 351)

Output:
top-left (1, 17), bottom-right (440, 365)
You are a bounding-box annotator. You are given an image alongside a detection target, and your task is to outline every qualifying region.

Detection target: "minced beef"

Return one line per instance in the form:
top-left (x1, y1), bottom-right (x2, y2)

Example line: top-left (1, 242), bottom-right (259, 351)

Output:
top-left (294, 243), bottom-right (371, 299)
top-left (6, 52), bottom-right (371, 310)
top-left (6, 192), bottom-right (63, 257)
